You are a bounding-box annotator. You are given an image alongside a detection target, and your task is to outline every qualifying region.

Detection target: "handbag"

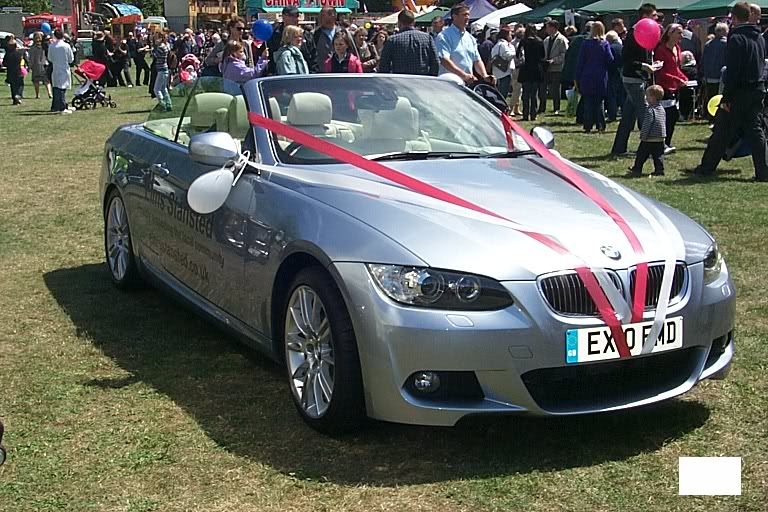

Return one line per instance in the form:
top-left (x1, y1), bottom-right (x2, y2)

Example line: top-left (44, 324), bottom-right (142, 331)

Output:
top-left (491, 54), bottom-right (511, 72)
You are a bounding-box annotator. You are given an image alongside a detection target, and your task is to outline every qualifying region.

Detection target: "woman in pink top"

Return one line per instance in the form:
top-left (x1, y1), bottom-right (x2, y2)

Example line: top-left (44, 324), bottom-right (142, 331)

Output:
top-left (654, 24), bottom-right (689, 151)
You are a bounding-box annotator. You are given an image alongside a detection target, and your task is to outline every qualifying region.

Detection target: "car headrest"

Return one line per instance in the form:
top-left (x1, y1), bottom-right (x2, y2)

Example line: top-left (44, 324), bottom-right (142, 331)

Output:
top-left (363, 97), bottom-right (418, 140)
top-left (227, 95), bottom-right (250, 140)
top-left (268, 97), bottom-right (281, 121)
top-left (287, 92), bottom-right (332, 126)
top-left (189, 92), bottom-right (234, 129)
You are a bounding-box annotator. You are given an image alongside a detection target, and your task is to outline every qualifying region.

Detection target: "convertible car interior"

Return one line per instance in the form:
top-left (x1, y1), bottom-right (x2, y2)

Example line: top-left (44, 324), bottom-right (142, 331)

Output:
top-left (141, 76), bottom-right (509, 161)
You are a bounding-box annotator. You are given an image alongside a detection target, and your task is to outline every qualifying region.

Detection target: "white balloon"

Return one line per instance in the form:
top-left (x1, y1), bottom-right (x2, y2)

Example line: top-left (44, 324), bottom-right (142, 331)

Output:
top-left (187, 168), bottom-right (234, 214)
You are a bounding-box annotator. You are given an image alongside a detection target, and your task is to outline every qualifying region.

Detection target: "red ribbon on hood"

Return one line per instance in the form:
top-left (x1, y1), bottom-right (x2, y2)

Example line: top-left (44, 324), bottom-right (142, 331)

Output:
top-left (248, 110), bottom-right (652, 358)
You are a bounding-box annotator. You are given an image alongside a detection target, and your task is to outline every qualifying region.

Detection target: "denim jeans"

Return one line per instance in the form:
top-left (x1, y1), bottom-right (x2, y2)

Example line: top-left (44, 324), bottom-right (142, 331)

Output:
top-left (497, 75), bottom-right (512, 100)
top-left (153, 69), bottom-right (172, 110)
top-left (611, 80), bottom-right (647, 154)
top-left (51, 87), bottom-right (67, 112)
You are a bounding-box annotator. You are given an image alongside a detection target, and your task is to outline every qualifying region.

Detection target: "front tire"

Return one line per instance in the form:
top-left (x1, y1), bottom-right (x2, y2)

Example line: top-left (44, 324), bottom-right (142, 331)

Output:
top-left (282, 268), bottom-right (366, 434)
top-left (104, 190), bottom-right (141, 288)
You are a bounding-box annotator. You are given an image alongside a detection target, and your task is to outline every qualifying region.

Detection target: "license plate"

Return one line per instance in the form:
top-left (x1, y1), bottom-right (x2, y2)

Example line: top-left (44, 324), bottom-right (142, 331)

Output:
top-left (565, 317), bottom-right (683, 364)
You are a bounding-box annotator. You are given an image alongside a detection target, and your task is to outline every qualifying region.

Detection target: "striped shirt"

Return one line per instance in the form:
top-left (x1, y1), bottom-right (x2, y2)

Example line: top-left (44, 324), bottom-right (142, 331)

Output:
top-left (640, 104), bottom-right (667, 142)
top-left (152, 43), bottom-right (169, 71)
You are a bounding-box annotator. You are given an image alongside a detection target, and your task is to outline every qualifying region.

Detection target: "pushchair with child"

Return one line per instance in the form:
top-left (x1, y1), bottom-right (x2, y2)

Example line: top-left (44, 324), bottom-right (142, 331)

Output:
top-left (72, 60), bottom-right (117, 110)
top-left (174, 53), bottom-right (201, 86)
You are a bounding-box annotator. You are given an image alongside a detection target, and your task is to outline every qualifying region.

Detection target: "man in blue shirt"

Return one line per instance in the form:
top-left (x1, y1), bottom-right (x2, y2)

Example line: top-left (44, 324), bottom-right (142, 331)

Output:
top-left (436, 3), bottom-right (495, 85)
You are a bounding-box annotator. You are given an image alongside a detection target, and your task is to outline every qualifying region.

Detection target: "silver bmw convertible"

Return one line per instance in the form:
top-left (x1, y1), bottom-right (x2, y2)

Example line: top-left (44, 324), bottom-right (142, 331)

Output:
top-left (101, 75), bottom-right (735, 434)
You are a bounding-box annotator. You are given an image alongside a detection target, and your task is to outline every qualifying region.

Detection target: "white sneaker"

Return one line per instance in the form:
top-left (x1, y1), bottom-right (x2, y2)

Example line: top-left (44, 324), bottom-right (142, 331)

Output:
top-left (127, 84), bottom-right (133, 88)
top-left (664, 145), bottom-right (676, 155)
top-left (65, 107), bottom-right (75, 113)
top-left (61, 109), bottom-right (72, 114)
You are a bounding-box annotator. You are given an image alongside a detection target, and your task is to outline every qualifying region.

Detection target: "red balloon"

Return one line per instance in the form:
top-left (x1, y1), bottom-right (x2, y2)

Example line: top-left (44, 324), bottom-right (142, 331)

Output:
top-left (634, 18), bottom-right (661, 50)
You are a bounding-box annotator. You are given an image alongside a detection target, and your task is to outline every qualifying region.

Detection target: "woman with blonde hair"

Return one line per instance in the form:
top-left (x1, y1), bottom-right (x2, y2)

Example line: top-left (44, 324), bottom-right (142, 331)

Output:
top-left (575, 21), bottom-right (614, 133)
top-left (274, 25), bottom-right (308, 75)
top-left (354, 27), bottom-right (378, 72)
top-left (29, 32), bottom-right (52, 99)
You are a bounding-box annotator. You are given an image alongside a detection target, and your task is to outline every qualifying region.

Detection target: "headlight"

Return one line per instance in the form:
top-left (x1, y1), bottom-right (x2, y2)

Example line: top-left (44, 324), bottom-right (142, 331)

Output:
top-left (703, 243), bottom-right (724, 284)
top-left (366, 264), bottom-right (514, 310)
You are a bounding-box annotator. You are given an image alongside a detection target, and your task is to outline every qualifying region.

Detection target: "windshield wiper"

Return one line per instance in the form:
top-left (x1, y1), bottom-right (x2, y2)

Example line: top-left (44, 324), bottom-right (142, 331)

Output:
top-left (481, 149), bottom-right (538, 158)
top-left (369, 151), bottom-right (484, 161)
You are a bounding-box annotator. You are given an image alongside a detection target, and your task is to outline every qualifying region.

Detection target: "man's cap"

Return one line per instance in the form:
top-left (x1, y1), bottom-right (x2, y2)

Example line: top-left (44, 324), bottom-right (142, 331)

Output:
top-left (283, 6), bottom-right (299, 16)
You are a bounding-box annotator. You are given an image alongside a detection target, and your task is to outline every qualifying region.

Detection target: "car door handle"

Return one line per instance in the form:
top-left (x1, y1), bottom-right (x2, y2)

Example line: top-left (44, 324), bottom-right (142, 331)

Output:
top-left (150, 163), bottom-right (170, 177)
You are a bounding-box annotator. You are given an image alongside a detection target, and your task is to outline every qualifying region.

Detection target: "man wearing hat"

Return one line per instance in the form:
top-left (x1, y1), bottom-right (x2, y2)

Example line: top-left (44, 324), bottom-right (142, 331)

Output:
top-left (268, 6), bottom-right (317, 73)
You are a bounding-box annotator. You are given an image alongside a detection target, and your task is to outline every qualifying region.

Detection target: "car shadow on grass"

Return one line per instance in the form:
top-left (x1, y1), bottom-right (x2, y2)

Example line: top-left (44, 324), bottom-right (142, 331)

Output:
top-left (44, 263), bottom-right (711, 487)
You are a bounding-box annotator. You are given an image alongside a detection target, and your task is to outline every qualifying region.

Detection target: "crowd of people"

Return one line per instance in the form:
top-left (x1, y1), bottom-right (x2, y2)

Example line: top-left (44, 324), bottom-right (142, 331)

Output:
top-left (3, 1), bottom-right (767, 181)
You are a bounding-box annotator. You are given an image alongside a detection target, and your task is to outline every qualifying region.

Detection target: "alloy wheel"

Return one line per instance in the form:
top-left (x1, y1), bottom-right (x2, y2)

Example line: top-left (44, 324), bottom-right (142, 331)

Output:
top-left (285, 285), bottom-right (335, 419)
top-left (106, 196), bottom-right (131, 281)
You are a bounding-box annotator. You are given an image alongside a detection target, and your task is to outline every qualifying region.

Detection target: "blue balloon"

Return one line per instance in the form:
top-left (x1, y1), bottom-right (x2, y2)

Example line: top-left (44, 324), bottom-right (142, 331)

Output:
top-left (40, 22), bottom-right (52, 34)
top-left (251, 19), bottom-right (273, 42)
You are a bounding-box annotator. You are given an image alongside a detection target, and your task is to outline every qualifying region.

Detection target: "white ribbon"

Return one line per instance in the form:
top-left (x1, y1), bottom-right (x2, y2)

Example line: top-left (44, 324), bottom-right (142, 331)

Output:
top-left (576, 165), bottom-right (686, 353)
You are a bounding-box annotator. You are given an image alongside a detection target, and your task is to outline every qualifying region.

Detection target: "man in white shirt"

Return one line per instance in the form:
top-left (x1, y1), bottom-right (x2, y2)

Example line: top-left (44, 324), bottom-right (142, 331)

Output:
top-left (436, 3), bottom-right (494, 85)
top-left (47, 29), bottom-right (74, 113)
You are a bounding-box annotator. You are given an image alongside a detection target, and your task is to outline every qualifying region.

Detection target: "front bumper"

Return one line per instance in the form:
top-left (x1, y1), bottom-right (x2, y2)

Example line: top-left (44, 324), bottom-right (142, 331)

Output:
top-left (331, 261), bottom-right (736, 426)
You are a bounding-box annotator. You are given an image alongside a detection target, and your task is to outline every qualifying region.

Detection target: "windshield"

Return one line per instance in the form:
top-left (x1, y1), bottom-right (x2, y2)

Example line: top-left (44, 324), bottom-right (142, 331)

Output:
top-left (259, 76), bottom-right (530, 164)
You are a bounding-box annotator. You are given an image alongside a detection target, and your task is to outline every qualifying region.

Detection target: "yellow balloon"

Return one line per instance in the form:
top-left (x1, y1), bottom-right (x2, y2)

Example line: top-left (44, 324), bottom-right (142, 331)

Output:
top-left (707, 94), bottom-right (722, 117)
top-left (364, 21), bottom-right (372, 29)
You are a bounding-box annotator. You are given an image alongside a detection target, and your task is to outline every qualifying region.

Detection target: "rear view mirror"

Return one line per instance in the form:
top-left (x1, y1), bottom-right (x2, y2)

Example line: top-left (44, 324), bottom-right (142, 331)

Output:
top-left (355, 94), bottom-right (397, 111)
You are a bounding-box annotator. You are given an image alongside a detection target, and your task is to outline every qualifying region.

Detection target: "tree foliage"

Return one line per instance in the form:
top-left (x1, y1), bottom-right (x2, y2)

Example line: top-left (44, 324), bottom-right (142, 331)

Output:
top-left (0, 0), bottom-right (51, 13)
top-left (125, 0), bottom-right (163, 17)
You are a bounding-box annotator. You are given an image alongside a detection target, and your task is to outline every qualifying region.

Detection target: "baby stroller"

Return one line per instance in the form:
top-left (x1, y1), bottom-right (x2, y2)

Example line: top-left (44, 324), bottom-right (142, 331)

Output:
top-left (72, 60), bottom-right (117, 110)
top-left (175, 53), bottom-right (201, 86)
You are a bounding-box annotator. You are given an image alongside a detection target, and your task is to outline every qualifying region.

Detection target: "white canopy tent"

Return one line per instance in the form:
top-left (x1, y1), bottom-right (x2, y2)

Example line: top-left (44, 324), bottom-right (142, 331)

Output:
top-left (470, 3), bottom-right (531, 31)
top-left (374, 6), bottom-right (436, 25)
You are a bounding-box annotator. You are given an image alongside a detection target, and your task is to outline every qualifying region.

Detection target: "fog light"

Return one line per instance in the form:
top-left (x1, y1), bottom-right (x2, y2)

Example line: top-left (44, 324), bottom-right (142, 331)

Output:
top-left (413, 371), bottom-right (440, 393)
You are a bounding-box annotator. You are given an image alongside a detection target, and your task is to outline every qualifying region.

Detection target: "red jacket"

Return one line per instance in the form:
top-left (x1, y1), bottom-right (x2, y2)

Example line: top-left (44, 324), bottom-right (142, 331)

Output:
top-left (653, 43), bottom-right (688, 93)
top-left (322, 53), bottom-right (363, 73)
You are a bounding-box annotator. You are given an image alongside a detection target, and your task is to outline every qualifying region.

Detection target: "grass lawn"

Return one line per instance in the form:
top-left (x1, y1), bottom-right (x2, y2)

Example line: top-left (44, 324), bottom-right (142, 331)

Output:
top-left (0, 79), bottom-right (766, 512)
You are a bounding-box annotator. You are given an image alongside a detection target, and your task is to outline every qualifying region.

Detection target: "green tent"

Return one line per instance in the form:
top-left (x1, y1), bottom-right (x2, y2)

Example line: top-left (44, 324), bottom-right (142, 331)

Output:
top-left (679, 0), bottom-right (768, 17)
top-left (415, 7), bottom-right (450, 24)
top-left (579, 0), bottom-right (695, 15)
top-left (501, 0), bottom-right (595, 24)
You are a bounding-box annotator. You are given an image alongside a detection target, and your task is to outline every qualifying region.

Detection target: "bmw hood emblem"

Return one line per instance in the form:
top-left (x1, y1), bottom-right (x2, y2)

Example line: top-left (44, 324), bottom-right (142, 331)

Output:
top-left (600, 245), bottom-right (621, 260)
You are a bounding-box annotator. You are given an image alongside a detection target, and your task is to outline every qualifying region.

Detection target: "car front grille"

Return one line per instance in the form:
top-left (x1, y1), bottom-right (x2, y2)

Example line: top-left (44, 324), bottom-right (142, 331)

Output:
top-left (630, 263), bottom-right (687, 309)
top-left (539, 263), bottom-right (687, 316)
top-left (521, 347), bottom-right (703, 412)
top-left (539, 271), bottom-right (622, 316)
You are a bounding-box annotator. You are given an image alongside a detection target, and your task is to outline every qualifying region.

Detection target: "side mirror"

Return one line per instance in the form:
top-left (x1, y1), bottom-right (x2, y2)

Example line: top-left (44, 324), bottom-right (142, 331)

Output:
top-left (531, 126), bottom-right (555, 149)
top-left (189, 132), bottom-right (240, 167)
